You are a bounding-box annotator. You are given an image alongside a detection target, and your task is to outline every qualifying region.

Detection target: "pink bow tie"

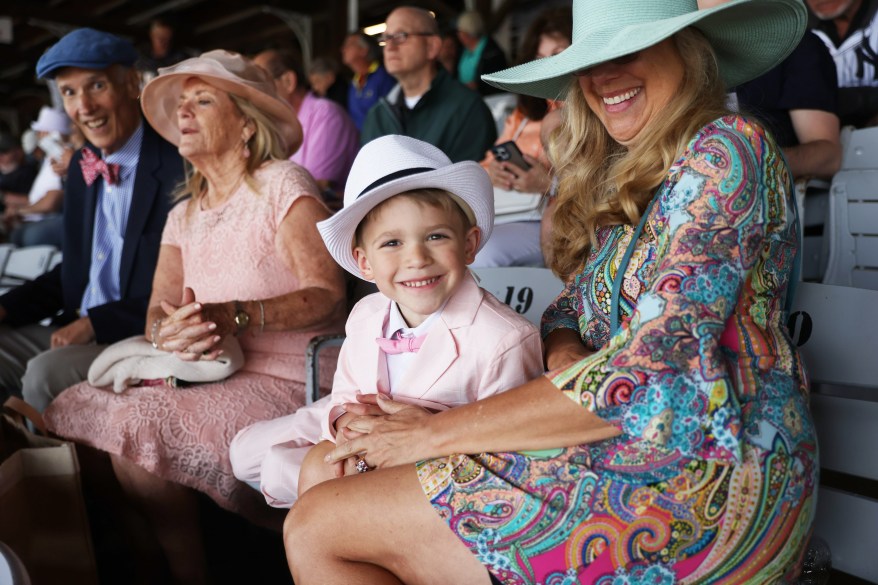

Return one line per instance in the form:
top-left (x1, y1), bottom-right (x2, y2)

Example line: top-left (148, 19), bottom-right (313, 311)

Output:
top-left (79, 148), bottom-right (120, 186)
top-left (375, 331), bottom-right (427, 354)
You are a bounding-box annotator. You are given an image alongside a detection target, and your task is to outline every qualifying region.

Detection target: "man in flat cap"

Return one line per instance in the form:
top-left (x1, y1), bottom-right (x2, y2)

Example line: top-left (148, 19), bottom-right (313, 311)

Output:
top-left (0, 28), bottom-right (184, 410)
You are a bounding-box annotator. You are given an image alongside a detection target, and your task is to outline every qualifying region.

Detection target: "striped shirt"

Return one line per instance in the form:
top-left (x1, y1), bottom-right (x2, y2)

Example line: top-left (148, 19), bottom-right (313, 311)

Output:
top-left (80, 123), bottom-right (143, 314)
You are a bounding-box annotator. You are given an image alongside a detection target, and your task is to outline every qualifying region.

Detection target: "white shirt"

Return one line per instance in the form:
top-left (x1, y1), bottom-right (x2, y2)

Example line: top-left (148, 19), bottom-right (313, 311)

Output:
top-left (382, 301), bottom-right (444, 392)
top-left (23, 158), bottom-right (62, 221)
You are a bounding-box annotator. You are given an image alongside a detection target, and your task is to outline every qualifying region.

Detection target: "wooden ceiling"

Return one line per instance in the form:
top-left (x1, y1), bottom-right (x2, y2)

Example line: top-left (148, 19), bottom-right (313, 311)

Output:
top-left (0, 0), bottom-right (494, 132)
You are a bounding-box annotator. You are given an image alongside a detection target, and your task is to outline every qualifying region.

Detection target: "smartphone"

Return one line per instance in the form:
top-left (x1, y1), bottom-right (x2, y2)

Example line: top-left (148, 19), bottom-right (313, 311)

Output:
top-left (490, 141), bottom-right (531, 170)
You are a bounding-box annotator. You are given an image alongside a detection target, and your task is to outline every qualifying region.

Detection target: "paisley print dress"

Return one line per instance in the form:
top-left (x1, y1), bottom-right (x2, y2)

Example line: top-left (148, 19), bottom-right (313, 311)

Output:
top-left (416, 116), bottom-right (818, 584)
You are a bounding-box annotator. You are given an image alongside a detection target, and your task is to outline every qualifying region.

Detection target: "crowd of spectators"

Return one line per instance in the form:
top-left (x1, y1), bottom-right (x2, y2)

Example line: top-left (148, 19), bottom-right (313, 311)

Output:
top-left (0, 0), bottom-right (873, 582)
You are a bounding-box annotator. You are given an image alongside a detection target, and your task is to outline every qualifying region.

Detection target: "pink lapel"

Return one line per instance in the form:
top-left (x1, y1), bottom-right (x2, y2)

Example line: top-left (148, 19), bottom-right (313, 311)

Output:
top-left (349, 293), bottom-right (392, 394)
top-left (397, 273), bottom-right (484, 398)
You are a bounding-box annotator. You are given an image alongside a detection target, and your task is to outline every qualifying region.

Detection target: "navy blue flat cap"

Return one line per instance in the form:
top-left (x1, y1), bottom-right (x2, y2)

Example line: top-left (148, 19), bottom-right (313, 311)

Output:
top-left (36, 28), bottom-right (139, 79)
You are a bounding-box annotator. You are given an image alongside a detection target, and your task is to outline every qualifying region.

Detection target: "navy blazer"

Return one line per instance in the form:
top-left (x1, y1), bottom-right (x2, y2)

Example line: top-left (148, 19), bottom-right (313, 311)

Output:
top-left (0, 120), bottom-right (184, 344)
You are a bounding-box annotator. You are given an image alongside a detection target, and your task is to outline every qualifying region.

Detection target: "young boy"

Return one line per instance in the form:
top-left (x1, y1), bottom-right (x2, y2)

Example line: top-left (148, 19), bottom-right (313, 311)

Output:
top-left (229, 135), bottom-right (544, 506)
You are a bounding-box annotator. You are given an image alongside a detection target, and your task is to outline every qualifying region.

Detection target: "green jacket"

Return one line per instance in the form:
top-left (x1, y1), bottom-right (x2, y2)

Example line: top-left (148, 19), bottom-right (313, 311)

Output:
top-left (361, 68), bottom-right (498, 162)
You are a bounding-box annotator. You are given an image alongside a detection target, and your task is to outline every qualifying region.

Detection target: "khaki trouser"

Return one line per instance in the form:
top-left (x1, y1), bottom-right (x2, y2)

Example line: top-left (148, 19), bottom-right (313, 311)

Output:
top-left (0, 324), bottom-right (105, 411)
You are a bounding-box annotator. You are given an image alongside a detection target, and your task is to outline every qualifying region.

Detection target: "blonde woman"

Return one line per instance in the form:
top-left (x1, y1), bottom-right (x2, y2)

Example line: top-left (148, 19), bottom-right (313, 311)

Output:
top-left (284, 0), bottom-right (817, 583)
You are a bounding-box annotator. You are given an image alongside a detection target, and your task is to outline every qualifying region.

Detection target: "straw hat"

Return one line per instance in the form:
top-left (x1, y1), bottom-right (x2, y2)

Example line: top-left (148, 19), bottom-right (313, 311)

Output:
top-left (31, 107), bottom-right (71, 134)
top-left (141, 50), bottom-right (303, 156)
top-left (317, 135), bottom-right (494, 279)
top-left (482, 0), bottom-right (807, 100)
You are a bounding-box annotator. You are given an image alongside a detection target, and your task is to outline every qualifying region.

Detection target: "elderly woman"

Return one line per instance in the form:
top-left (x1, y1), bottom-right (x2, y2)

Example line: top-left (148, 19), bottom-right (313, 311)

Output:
top-left (284, 0), bottom-right (818, 583)
top-left (45, 50), bottom-right (346, 584)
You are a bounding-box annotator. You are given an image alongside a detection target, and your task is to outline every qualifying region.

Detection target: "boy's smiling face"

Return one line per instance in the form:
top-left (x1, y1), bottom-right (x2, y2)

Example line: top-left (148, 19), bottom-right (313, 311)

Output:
top-left (354, 195), bottom-right (480, 327)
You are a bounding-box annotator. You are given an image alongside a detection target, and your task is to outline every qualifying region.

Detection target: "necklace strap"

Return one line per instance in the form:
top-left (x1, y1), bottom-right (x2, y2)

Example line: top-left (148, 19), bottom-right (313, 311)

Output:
top-left (610, 195), bottom-right (658, 337)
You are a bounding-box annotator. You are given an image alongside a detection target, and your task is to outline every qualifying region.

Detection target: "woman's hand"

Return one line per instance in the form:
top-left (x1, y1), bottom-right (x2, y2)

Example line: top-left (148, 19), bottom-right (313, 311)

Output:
top-left (329, 401), bottom-right (385, 477)
top-left (327, 394), bottom-right (435, 470)
top-left (544, 328), bottom-right (593, 371)
top-left (154, 287), bottom-right (228, 361)
top-left (485, 153), bottom-right (551, 194)
top-left (511, 154), bottom-right (552, 194)
top-left (329, 414), bottom-right (360, 478)
top-left (485, 153), bottom-right (519, 190)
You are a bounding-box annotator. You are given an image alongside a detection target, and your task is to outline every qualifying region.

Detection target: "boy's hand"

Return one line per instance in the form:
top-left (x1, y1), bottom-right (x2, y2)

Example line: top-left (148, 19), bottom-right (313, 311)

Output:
top-left (343, 392), bottom-right (389, 416)
top-left (326, 395), bottom-right (435, 469)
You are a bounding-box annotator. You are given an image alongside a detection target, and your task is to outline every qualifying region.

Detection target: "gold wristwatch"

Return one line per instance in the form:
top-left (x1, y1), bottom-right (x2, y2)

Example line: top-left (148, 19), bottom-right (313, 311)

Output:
top-left (234, 301), bottom-right (250, 334)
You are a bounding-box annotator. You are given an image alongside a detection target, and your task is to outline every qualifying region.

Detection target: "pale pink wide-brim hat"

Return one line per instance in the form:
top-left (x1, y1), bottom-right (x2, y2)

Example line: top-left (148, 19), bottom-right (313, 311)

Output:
top-left (141, 49), bottom-right (303, 156)
top-left (318, 135), bottom-right (495, 279)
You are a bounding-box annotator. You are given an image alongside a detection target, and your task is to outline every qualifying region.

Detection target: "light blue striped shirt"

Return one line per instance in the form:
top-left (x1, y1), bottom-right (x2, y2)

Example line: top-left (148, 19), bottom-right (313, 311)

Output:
top-left (80, 123), bottom-right (143, 315)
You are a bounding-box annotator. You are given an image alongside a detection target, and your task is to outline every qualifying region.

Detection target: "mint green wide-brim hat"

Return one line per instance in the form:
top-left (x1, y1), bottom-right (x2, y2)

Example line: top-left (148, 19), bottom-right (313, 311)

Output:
top-left (483, 0), bottom-right (807, 101)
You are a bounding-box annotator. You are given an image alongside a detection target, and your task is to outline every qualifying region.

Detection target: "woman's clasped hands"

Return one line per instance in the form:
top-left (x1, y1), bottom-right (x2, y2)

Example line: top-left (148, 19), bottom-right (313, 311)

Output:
top-left (326, 392), bottom-right (435, 472)
top-left (153, 286), bottom-right (231, 361)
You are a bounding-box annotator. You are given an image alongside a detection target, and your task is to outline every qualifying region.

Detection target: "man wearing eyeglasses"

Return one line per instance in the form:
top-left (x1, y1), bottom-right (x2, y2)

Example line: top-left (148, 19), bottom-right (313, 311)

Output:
top-left (361, 6), bottom-right (497, 162)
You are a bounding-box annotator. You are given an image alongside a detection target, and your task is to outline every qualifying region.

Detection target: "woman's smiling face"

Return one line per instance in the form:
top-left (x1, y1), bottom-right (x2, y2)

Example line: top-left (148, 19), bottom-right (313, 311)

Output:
top-left (576, 38), bottom-right (686, 148)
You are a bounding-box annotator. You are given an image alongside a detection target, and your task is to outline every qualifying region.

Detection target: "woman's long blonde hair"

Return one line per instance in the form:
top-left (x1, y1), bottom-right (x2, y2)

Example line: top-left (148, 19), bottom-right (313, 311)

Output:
top-left (173, 91), bottom-right (289, 204)
top-left (547, 29), bottom-right (730, 279)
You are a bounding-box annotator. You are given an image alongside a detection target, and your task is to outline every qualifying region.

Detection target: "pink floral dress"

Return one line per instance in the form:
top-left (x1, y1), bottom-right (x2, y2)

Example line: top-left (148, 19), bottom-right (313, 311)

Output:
top-left (45, 161), bottom-right (343, 518)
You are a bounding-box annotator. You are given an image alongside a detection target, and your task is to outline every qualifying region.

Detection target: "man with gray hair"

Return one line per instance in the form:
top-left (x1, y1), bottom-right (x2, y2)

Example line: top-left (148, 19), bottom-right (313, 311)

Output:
top-left (456, 10), bottom-right (508, 95)
top-left (361, 6), bottom-right (497, 162)
top-left (0, 28), bottom-right (183, 410)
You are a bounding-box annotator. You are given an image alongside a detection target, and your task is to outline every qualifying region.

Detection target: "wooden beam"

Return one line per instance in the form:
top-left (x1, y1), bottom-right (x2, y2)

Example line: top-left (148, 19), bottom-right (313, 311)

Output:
top-left (124, 0), bottom-right (209, 25)
top-left (196, 23), bottom-right (292, 53)
top-left (2, 6), bottom-right (142, 37)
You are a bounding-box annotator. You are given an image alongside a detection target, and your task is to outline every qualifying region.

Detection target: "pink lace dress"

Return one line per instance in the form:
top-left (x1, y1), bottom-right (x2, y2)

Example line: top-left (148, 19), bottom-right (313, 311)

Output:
top-left (45, 161), bottom-right (343, 517)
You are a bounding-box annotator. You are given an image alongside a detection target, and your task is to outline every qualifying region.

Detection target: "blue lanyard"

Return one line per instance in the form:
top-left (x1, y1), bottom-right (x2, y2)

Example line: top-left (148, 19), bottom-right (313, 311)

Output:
top-left (609, 195), bottom-right (658, 337)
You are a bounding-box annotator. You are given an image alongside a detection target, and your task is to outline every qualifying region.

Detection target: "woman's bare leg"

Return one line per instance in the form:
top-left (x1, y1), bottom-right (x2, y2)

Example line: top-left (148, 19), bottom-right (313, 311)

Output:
top-left (111, 454), bottom-right (208, 585)
top-left (297, 440), bottom-right (338, 497)
top-left (285, 464), bottom-right (492, 585)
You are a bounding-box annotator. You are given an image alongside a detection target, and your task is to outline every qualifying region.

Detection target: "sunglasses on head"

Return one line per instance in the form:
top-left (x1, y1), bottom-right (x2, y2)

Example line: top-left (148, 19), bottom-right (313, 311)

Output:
top-left (572, 52), bottom-right (640, 77)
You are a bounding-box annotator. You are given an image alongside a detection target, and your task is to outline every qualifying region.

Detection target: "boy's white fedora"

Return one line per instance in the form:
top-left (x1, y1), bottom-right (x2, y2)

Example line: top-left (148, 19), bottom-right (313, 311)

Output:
top-left (318, 135), bottom-right (494, 278)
